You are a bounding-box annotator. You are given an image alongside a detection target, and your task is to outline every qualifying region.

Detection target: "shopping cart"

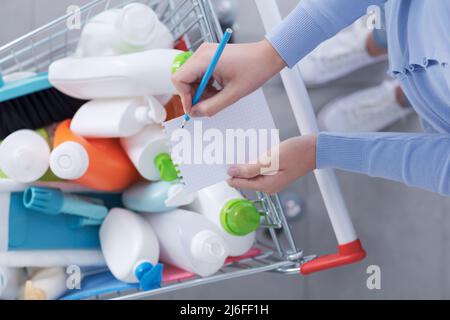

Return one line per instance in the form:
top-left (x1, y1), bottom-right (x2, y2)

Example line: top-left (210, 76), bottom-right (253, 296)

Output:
top-left (0, 0), bottom-right (365, 300)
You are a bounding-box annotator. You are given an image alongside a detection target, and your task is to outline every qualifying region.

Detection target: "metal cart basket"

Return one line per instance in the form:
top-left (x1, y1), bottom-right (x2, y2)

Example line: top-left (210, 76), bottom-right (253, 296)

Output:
top-left (0, 0), bottom-right (365, 300)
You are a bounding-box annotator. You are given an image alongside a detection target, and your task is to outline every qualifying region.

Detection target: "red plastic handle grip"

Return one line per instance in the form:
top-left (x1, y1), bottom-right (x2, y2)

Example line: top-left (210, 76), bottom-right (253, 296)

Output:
top-left (300, 239), bottom-right (366, 275)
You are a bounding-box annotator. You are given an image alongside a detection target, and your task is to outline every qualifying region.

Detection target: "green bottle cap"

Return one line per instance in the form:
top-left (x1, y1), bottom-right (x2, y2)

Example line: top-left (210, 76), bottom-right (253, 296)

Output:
top-left (220, 199), bottom-right (260, 236)
top-left (154, 153), bottom-right (178, 182)
top-left (172, 51), bottom-right (193, 74)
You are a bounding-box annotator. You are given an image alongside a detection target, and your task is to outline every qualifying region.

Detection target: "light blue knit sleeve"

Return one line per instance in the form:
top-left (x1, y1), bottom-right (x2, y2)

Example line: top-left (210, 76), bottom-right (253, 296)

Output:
top-left (316, 132), bottom-right (450, 195)
top-left (266, 0), bottom-right (386, 67)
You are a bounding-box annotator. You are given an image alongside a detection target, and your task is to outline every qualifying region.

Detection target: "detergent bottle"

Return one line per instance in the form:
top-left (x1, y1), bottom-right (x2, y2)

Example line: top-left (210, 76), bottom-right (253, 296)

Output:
top-left (49, 50), bottom-right (192, 100)
top-left (49, 120), bottom-right (139, 191)
top-left (187, 181), bottom-right (260, 256)
top-left (76, 3), bottom-right (174, 57)
top-left (23, 267), bottom-right (67, 300)
top-left (0, 267), bottom-right (27, 300)
top-left (0, 127), bottom-right (64, 183)
top-left (0, 129), bottom-right (50, 183)
top-left (122, 180), bottom-right (195, 213)
top-left (120, 124), bottom-right (178, 182)
top-left (144, 209), bottom-right (229, 277)
top-left (100, 208), bottom-right (162, 289)
top-left (70, 96), bottom-right (167, 138)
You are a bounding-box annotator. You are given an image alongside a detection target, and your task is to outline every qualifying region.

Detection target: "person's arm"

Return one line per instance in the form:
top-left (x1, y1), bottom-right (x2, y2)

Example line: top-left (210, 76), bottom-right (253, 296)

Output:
top-left (317, 132), bottom-right (450, 195)
top-left (267, 0), bottom-right (386, 68)
top-left (227, 132), bottom-right (450, 196)
top-left (173, 0), bottom-right (385, 117)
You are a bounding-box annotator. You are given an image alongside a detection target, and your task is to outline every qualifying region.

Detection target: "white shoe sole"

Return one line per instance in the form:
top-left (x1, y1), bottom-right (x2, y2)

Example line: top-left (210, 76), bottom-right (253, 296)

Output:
top-left (318, 86), bottom-right (413, 132)
top-left (301, 54), bottom-right (388, 88)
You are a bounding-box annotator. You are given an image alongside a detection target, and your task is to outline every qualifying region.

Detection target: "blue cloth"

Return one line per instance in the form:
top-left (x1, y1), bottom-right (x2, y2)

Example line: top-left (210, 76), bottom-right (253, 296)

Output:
top-left (267, 0), bottom-right (450, 195)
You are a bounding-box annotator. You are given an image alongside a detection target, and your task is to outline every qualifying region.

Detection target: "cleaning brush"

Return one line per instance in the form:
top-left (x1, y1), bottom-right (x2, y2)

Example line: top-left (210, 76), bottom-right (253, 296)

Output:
top-left (0, 71), bottom-right (86, 139)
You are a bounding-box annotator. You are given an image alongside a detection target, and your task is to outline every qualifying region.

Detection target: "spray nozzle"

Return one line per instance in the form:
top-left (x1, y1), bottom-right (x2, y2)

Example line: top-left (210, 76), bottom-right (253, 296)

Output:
top-left (135, 96), bottom-right (167, 124)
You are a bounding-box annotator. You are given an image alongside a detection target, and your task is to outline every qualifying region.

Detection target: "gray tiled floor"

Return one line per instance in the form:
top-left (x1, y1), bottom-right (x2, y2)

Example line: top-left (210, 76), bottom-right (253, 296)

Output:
top-left (1, 0), bottom-right (449, 299)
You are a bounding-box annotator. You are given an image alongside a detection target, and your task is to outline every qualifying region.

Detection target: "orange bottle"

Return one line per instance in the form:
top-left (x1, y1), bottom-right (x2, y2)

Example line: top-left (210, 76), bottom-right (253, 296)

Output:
top-left (164, 95), bottom-right (185, 121)
top-left (49, 119), bottom-right (139, 191)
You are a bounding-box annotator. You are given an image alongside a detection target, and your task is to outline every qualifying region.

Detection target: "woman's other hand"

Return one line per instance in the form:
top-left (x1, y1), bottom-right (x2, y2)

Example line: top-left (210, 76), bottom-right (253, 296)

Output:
top-left (227, 135), bottom-right (317, 194)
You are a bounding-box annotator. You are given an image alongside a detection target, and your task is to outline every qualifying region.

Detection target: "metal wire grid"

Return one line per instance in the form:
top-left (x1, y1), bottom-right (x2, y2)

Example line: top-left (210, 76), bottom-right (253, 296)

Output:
top-left (0, 0), bottom-right (221, 75)
top-left (0, 0), bottom-right (306, 299)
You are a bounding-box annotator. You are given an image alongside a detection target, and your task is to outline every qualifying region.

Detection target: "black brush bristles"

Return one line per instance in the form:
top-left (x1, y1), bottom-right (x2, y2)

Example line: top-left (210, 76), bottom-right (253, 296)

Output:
top-left (0, 87), bottom-right (86, 139)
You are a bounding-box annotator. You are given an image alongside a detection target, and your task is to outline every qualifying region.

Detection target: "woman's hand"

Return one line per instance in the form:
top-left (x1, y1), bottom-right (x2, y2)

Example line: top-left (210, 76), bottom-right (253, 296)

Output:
top-left (227, 135), bottom-right (317, 194)
top-left (172, 39), bottom-right (286, 117)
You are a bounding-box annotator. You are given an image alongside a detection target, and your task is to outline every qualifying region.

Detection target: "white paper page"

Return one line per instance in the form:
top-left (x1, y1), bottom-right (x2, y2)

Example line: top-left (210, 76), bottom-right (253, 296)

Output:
top-left (163, 89), bottom-right (278, 193)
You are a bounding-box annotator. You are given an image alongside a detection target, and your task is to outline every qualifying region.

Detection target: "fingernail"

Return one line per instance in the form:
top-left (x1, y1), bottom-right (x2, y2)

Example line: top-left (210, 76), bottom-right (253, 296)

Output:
top-left (228, 166), bottom-right (239, 177)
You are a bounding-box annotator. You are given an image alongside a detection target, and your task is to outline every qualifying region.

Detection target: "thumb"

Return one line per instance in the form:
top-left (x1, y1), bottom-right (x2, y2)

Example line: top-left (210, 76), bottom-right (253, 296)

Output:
top-left (228, 162), bottom-right (263, 179)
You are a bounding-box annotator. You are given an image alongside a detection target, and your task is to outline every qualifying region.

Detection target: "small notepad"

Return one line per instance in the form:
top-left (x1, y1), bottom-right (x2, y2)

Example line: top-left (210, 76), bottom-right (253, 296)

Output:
top-left (163, 89), bottom-right (278, 193)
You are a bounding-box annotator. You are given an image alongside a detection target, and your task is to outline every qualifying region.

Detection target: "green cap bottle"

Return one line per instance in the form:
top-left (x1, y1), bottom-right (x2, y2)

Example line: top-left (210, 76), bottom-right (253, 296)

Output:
top-left (154, 152), bottom-right (178, 182)
top-left (171, 51), bottom-right (193, 74)
top-left (220, 199), bottom-right (260, 236)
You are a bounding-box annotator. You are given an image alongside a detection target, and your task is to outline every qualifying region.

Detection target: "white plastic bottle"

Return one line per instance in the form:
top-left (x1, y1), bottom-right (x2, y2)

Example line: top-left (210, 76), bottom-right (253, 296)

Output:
top-left (120, 124), bottom-right (177, 181)
top-left (99, 208), bottom-right (160, 287)
top-left (187, 181), bottom-right (260, 256)
top-left (70, 96), bottom-right (167, 138)
top-left (0, 129), bottom-right (50, 183)
top-left (144, 209), bottom-right (229, 277)
top-left (49, 49), bottom-right (187, 99)
top-left (76, 3), bottom-right (174, 57)
top-left (0, 267), bottom-right (27, 300)
top-left (122, 181), bottom-right (196, 213)
top-left (22, 267), bottom-right (67, 300)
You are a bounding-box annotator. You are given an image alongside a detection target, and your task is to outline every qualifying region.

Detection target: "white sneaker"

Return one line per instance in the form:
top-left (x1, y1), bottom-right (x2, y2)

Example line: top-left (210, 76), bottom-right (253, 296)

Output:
top-left (299, 19), bottom-right (387, 87)
top-left (318, 80), bottom-right (413, 132)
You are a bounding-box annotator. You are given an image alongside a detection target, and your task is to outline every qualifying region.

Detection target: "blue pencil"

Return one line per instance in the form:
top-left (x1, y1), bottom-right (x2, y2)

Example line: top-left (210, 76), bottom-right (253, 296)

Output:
top-left (181, 28), bottom-right (233, 128)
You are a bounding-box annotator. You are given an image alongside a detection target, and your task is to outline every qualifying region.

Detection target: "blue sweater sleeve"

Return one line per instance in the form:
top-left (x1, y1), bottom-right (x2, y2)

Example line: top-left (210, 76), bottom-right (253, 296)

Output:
top-left (266, 0), bottom-right (386, 67)
top-left (316, 132), bottom-right (450, 195)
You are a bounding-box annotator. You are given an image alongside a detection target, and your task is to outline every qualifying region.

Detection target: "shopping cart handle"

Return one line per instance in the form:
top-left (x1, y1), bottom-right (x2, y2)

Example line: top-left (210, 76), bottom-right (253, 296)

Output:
top-left (300, 239), bottom-right (366, 275)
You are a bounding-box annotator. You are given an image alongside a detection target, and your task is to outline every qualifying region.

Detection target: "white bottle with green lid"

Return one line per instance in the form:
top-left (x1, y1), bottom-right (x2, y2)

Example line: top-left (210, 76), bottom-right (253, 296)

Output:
top-left (120, 124), bottom-right (178, 181)
top-left (49, 49), bottom-right (190, 100)
top-left (144, 209), bottom-right (229, 277)
top-left (187, 181), bottom-right (260, 256)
